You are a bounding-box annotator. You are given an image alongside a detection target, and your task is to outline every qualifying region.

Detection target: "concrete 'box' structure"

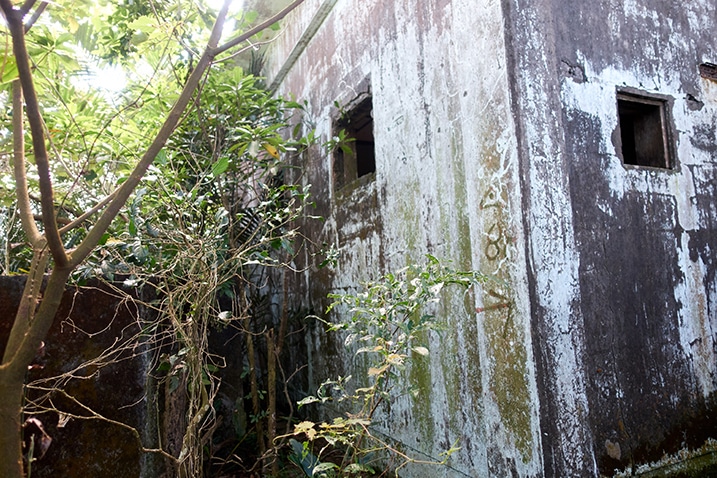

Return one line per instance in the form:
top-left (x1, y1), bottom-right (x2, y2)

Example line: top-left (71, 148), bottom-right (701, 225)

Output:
top-left (265, 1), bottom-right (717, 476)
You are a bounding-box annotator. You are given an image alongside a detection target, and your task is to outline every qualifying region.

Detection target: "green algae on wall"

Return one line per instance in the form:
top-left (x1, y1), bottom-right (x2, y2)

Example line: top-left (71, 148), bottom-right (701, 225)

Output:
top-left (484, 297), bottom-right (533, 462)
top-left (476, 134), bottom-right (534, 463)
top-left (409, 344), bottom-right (436, 440)
top-left (614, 439), bottom-right (717, 477)
top-left (397, 177), bottom-right (423, 261)
top-left (444, 127), bottom-right (485, 435)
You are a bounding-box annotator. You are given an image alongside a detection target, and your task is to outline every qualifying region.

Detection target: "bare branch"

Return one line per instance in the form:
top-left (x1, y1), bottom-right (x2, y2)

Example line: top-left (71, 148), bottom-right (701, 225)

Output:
top-left (20, 0), bottom-right (36, 14)
top-left (214, 0), bottom-right (305, 56)
top-left (23, 1), bottom-right (47, 32)
top-left (11, 80), bottom-right (42, 244)
top-left (59, 191), bottom-right (117, 234)
top-left (28, 193), bottom-right (82, 219)
top-left (35, 214), bottom-right (70, 225)
top-left (51, 390), bottom-right (180, 467)
top-left (213, 36), bottom-right (278, 65)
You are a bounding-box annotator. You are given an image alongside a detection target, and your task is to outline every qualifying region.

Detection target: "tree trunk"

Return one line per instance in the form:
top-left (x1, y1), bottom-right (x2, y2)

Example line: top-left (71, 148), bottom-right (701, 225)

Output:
top-left (0, 365), bottom-right (26, 478)
top-left (0, 265), bottom-right (72, 478)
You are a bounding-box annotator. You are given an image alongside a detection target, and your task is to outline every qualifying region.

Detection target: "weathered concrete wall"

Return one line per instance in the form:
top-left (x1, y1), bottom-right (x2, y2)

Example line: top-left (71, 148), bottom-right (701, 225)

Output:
top-left (505, 0), bottom-right (717, 476)
top-left (0, 276), bottom-right (268, 477)
top-left (267, 0), bottom-right (717, 476)
top-left (267, 1), bottom-right (542, 476)
top-left (0, 277), bottom-right (160, 477)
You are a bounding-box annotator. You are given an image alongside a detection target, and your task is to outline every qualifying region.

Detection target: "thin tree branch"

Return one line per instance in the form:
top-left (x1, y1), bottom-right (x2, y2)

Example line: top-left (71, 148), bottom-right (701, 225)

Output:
top-left (213, 36), bottom-right (277, 65)
top-left (214, 0), bottom-right (305, 56)
top-left (1, 245), bottom-right (48, 365)
top-left (52, 389), bottom-right (180, 467)
top-left (23, 1), bottom-right (47, 32)
top-left (20, 0), bottom-right (36, 14)
top-left (35, 214), bottom-right (70, 225)
top-left (29, 193), bottom-right (82, 219)
top-left (11, 79), bottom-right (42, 244)
top-left (59, 191), bottom-right (117, 234)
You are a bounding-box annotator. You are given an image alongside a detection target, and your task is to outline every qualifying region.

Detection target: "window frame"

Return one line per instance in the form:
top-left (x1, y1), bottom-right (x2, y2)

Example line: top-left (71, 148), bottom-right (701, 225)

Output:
top-left (615, 89), bottom-right (676, 171)
top-left (332, 94), bottom-right (376, 192)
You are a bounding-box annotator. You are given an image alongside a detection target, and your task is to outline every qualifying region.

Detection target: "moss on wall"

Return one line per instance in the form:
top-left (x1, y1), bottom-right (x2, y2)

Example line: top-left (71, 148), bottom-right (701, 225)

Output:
top-left (477, 125), bottom-right (534, 463)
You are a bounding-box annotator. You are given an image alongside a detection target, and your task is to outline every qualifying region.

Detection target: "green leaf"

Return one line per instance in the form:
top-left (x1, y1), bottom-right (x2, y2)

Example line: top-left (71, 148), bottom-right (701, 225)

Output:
top-left (312, 462), bottom-right (337, 474)
top-left (98, 233), bottom-right (111, 246)
top-left (131, 240), bottom-right (146, 259)
top-left (297, 396), bottom-right (321, 408)
top-left (288, 439), bottom-right (321, 477)
top-left (243, 11), bottom-right (259, 24)
top-left (211, 156), bottom-right (229, 177)
top-left (155, 149), bottom-right (167, 165)
top-left (127, 15), bottom-right (157, 33)
top-left (344, 463), bottom-right (374, 474)
top-left (0, 55), bottom-right (19, 84)
top-left (83, 169), bottom-right (98, 181)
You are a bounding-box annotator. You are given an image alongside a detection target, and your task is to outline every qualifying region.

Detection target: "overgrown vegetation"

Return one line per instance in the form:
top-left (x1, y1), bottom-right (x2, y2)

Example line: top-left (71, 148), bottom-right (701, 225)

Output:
top-left (79, 66), bottom-right (317, 477)
top-left (0, 1), bottom-right (308, 477)
top-left (288, 256), bottom-right (490, 477)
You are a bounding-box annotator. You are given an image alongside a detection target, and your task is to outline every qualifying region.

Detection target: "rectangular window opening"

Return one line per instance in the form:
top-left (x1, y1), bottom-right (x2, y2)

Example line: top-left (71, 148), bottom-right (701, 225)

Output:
top-left (616, 92), bottom-right (673, 170)
top-left (699, 62), bottom-right (717, 81)
top-left (334, 96), bottom-right (375, 190)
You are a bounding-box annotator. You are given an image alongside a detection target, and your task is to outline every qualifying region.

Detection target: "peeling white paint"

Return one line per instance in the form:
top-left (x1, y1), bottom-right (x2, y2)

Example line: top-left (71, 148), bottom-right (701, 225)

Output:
top-left (561, 53), bottom-right (717, 400)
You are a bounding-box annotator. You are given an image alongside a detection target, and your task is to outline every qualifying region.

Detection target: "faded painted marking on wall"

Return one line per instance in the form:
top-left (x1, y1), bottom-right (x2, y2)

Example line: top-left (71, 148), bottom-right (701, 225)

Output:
top-left (474, 143), bottom-right (534, 465)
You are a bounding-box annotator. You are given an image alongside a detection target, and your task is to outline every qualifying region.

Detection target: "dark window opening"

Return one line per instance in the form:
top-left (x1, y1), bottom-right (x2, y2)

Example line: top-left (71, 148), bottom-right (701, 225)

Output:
top-left (334, 96), bottom-right (375, 190)
top-left (699, 62), bottom-right (717, 81)
top-left (617, 92), bottom-right (673, 169)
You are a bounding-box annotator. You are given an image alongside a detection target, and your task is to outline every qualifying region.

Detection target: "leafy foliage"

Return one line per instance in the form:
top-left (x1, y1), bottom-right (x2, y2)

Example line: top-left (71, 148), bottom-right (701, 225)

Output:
top-left (0, 0), bottom-right (297, 275)
top-left (67, 66), bottom-right (317, 476)
top-left (290, 256), bottom-right (489, 476)
top-left (73, 66), bottom-right (312, 282)
top-left (0, 1), bottom-right (318, 475)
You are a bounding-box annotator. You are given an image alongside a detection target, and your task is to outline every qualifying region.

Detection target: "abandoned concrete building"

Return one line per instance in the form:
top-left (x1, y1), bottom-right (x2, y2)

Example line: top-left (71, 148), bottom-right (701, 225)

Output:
top-left (264, 0), bottom-right (717, 476)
